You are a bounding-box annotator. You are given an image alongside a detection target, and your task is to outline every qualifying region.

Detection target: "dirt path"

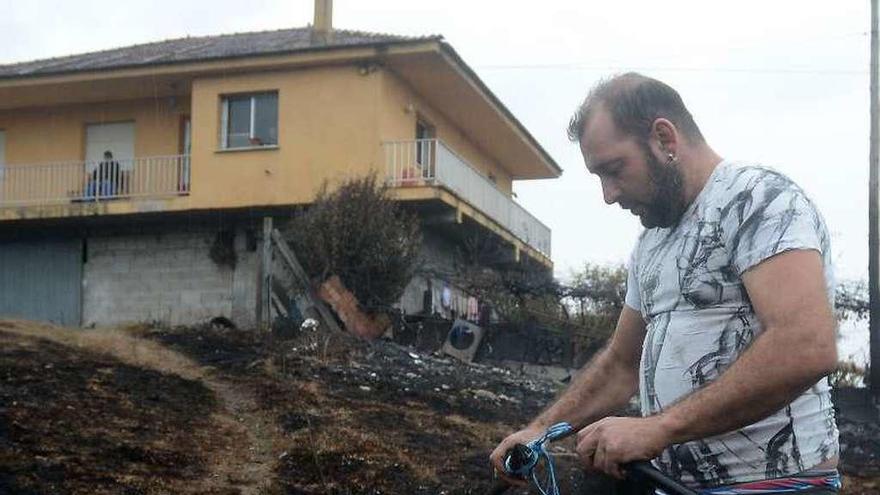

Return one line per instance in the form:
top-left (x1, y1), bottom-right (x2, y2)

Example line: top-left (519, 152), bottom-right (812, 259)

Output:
top-left (0, 320), bottom-right (278, 494)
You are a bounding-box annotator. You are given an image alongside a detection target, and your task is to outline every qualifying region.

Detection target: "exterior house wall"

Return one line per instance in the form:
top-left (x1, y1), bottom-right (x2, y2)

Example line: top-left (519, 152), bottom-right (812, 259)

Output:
top-left (398, 228), bottom-right (475, 318)
top-left (0, 97), bottom-right (187, 165)
top-left (0, 66), bottom-right (385, 220)
top-left (187, 66), bottom-right (381, 210)
top-left (379, 70), bottom-right (513, 195)
top-left (82, 226), bottom-right (258, 328)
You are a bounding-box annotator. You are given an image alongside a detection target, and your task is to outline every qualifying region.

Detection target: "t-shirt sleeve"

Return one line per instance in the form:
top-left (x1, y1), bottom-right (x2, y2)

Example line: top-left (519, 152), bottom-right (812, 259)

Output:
top-left (722, 170), bottom-right (827, 275)
top-left (624, 244), bottom-right (641, 311)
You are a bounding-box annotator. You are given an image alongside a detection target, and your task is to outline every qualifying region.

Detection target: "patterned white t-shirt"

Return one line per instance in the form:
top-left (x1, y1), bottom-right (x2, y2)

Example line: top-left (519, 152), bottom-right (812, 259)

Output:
top-left (625, 160), bottom-right (839, 487)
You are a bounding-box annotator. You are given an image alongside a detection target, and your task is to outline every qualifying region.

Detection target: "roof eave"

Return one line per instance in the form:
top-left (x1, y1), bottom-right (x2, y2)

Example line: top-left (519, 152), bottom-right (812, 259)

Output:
top-left (434, 41), bottom-right (562, 178)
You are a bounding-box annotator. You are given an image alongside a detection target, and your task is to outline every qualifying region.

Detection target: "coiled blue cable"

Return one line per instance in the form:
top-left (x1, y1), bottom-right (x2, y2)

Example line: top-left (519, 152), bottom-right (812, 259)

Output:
top-left (503, 422), bottom-right (573, 495)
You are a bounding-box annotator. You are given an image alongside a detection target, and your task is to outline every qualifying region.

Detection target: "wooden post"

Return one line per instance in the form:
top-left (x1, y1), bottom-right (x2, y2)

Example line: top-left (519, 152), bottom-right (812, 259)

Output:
top-left (870, 0), bottom-right (879, 396)
top-left (270, 228), bottom-right (343, 334)
top-left (256, 216), bottom-right (273, 331)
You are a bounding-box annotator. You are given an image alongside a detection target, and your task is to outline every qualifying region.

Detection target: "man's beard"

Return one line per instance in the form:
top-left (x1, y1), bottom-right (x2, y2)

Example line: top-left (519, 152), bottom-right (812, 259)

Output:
top-left (638, 147), bottom-right (687, 229)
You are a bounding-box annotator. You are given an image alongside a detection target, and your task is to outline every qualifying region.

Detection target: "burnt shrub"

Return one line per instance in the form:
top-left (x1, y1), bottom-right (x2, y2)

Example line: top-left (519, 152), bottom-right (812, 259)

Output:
top-left (283, 174), bottom-right (421, 309)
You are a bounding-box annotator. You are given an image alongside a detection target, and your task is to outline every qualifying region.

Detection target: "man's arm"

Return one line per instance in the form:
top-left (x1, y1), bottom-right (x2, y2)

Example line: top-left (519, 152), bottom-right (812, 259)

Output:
top-left (577, 249), bottom-right (837, 478)
top-left (489, 305), bottom-right (645, 481)
top-left (532, 305), bottom-right (646, 429)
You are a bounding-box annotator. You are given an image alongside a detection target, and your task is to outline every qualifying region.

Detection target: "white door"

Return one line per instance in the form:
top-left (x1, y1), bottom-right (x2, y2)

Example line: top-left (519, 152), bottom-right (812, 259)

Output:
top-left (85, 122), bottom-right (135, 172)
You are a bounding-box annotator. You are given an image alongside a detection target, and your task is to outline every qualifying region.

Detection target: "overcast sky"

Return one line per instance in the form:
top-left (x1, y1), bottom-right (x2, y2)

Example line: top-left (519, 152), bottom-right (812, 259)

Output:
top-left (3, 0), bottom-right (868, 282)
top-left (2, 0), bottom-right (871, 361)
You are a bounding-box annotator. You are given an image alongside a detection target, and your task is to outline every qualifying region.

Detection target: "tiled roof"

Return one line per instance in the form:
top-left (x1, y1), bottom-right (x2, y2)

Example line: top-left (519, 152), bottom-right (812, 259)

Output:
top-left (0, 27), bottom-right (440, 78)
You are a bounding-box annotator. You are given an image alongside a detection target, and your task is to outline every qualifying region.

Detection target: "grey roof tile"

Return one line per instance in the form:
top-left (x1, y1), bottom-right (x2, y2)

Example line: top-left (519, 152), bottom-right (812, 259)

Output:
top-left (0, 27), bottom-right (439, 78)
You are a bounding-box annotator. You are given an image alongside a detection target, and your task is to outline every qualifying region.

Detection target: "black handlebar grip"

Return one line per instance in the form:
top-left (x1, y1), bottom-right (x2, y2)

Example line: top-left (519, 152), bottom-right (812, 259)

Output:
top-left (625, 461), bottom-right (698, 495)
top-left (506, 444), bottom-right (533, 474)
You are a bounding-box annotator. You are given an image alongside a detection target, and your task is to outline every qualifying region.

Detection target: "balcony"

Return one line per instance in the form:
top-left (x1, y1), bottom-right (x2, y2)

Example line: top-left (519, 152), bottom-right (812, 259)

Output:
top-left (383, 139), bottom-right (551, 257)
top-left (0, 155), bottom-right (190, 207)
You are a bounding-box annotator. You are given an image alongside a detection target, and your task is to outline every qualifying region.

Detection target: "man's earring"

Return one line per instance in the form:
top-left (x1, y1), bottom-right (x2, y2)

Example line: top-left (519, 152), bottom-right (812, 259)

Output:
top-left (667, 152), bottom-right (676, 163)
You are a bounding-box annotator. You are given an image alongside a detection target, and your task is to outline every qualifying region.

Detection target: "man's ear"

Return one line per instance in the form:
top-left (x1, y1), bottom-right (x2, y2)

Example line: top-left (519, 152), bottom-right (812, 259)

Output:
top-left (651, 118), bottom-right (679, 159)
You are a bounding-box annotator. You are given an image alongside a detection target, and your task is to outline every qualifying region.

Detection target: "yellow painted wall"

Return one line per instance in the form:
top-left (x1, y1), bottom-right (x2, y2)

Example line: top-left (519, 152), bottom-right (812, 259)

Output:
top-left (187, 66), bottom-right (381, 209)
top-left (0, 97), bottom-right (187, 165)
top-left (0, 64), bottom-right (515, 217)
top-left (379, 69), bottom-right (513, 195)
top-left (0, 97), bottom-right (188, 211)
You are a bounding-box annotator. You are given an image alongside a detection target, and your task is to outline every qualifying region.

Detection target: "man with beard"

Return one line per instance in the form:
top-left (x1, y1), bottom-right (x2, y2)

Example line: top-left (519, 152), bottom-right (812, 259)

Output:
top-left (490, 73), bottom-right (840, 494)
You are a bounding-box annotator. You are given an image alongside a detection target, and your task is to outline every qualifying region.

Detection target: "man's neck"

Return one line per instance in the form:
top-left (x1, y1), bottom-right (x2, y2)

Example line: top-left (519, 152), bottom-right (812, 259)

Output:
top-left (680, 146), bottom-right (723, 207)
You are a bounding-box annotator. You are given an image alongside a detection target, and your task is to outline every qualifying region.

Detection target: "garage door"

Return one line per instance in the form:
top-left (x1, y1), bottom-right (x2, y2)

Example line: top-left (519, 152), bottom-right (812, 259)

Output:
top-left (0, 239), bottom-right (82, 326)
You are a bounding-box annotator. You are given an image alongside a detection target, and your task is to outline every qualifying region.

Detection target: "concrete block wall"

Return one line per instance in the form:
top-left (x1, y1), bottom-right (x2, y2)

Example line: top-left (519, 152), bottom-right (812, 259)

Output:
top-left (398, 228), bottom-right (471, 316)
top-left (83, 226), bottom-right (258, 328)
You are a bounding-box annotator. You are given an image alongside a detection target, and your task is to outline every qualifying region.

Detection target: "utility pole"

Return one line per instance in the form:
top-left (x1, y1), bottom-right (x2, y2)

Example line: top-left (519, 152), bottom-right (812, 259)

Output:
top-left (869, 0), bottom-right (879, 397)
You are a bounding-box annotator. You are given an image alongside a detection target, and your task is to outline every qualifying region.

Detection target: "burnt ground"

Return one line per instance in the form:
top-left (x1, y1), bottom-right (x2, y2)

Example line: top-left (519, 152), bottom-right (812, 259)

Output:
top-left (1, 320), bottom-right (879, 494)
top-left (0, 327), bottom-right (229, 494)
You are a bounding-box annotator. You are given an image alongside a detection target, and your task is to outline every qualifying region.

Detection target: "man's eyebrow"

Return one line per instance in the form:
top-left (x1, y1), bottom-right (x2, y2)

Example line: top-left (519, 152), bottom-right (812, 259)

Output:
top-left (588, 158), bottom-right (622, 175)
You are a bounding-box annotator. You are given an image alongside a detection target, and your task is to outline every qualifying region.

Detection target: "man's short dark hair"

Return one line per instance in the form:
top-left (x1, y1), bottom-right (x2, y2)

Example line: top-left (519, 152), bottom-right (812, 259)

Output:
top-left (567, 72), bottom-right (704, 145)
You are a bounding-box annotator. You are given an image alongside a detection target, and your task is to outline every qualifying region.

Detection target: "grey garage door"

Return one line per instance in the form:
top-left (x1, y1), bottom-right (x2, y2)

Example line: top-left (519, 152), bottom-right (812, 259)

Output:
top-left (0, 239), bottom-right (82, 326)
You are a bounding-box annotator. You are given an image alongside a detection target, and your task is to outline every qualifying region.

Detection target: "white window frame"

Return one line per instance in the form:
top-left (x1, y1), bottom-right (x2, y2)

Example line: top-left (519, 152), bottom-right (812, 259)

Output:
top-left (219, 92), bottom-right (278, 149)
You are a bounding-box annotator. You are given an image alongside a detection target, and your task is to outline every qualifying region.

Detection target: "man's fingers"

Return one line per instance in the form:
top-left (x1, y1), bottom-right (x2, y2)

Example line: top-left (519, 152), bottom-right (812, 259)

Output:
top-left (494, 469), bottom-right (529, 487)
top-left (575, 429), bottom-right (597, 469)
top-left (489, 436), bottom-right (532, 487)
top-left (593, 443), bottom-right (606, 473)
top-left (576, 423), bottom-right (595, 441)
top-left (489, 444), bottom-right (506, 470)
top-left (602, 447), bottom-right (623, 479)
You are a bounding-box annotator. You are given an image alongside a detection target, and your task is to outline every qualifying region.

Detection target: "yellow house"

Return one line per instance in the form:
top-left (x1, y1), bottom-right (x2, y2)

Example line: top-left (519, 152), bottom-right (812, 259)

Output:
top-left (0, 4), bottom-right (560, 328)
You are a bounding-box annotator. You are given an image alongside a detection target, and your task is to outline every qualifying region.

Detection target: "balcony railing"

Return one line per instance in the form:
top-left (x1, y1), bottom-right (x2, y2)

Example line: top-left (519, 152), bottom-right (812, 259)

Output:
top-left (0, 155), bottom-right (190, 207)
top-left (383, 139), bottom-right (551, 257)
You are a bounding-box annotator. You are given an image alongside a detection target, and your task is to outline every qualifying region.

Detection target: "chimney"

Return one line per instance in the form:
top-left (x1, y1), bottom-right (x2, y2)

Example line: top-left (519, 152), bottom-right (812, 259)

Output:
top-left (312, 0), bottom-right (334, 44)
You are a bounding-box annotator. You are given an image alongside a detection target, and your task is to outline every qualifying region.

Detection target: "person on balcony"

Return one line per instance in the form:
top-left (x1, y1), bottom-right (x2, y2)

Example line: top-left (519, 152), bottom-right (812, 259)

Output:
top-left (86, 150), bottom-right (122, 199)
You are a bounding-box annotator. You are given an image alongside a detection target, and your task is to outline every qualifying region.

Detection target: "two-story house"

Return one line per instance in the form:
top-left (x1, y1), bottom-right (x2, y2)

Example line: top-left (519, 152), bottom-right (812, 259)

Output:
top-left (0, 1), bottom-right (561, 328)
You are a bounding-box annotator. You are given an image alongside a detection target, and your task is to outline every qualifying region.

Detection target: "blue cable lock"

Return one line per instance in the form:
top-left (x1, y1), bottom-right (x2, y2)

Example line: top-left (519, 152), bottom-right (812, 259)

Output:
top-left (503, 422), bottom-right (573, 495)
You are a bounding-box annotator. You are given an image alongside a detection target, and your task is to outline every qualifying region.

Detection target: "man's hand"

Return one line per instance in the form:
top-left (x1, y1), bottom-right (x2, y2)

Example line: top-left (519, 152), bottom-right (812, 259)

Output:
top-left (575, 416), bottom-right (670, 479)
top-left (489, 425), bottom-right (546, 486)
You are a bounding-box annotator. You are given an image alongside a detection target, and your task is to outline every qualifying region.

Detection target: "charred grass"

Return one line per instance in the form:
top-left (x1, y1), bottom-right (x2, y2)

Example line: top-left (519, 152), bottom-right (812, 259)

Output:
top-left (2, 320), bottom-right (878, 494)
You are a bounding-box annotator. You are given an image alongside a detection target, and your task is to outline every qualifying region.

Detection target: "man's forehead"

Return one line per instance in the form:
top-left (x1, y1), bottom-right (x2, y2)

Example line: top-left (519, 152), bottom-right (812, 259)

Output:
top-left (581, 107), bottom-right (618, 144)
top-left (580, 108), bottom-right (623, 169)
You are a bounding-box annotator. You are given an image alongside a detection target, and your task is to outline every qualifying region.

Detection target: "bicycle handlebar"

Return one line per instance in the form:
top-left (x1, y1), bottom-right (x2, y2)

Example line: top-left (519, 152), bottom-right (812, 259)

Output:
top-left (487, 460), bottom-right (697, 495)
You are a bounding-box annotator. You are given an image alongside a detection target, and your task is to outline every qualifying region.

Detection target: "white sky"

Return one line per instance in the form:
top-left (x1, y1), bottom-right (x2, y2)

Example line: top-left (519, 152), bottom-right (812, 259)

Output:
top-left (0, 0), bottom-right (870, 284)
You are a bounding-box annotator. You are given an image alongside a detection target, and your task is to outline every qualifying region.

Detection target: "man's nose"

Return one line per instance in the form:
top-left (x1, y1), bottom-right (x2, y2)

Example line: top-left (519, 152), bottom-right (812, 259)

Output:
top-left (601, 181), bottom-right (620, 205)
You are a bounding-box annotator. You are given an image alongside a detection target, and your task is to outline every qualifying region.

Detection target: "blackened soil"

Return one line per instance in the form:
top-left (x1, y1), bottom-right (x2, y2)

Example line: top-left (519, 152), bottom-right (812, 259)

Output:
top-left (4, 321), bottom-right (877, 495)
top-left (0, 330), bottom-right (224, 495)
top-left (146, 326), bottom-right (618, 494)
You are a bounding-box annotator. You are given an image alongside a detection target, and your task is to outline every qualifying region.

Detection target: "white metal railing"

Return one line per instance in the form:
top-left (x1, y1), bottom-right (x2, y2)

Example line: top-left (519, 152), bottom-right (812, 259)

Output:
top-left (383, 139), bottom-right (551, 257)
top-left (0, 155), bottom-right (191, 207)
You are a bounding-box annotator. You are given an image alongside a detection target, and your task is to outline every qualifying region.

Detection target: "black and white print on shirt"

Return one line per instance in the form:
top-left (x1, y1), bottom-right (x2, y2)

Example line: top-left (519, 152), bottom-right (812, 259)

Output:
top-left (626, 162), bottom-right (838, 487)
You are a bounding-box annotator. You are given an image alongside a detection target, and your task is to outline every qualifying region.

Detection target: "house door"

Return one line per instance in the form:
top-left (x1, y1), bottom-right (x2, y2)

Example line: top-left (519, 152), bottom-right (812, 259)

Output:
top-left (85, 122), bottom-right (135, 172)
top-left (180, 117), bottom-right (191, 192)
top-left (0, 238), bottom-right (83, 326)
top-left (415, 119), bottom-right (435, 177)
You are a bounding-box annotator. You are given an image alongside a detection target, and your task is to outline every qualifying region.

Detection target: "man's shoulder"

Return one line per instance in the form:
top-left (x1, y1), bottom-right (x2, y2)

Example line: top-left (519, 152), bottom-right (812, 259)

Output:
top-left (717, 161), bottom-right (799, 192)
top-left (709, 161), bottom-right (807, 210)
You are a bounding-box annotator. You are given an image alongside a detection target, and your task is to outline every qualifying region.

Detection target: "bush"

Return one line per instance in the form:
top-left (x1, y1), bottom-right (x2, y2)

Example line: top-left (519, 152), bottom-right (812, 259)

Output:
top-left (835, 279), bottom-right (869, 322)
top-left (283, 174), bottom-right (421, 309)
top-left (829, 360), bottom-right (867, 388)
top-left (566, 263), bottom-right (627, 340)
